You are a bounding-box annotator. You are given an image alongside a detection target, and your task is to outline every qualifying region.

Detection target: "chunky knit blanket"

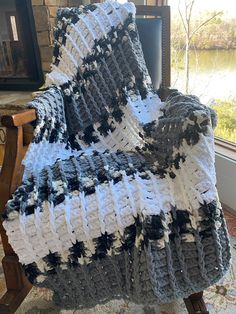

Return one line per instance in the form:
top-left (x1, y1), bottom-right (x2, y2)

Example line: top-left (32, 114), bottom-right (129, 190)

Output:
top-left (2, 0), bottom-right (231, 310)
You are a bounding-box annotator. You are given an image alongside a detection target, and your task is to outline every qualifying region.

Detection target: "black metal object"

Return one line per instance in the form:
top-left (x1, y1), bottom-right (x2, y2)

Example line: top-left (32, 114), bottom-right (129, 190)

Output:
top-left (0, 0), bottom-right (44, 91)
top-left (136, 5), bottom-right (171, 91)
top-left (136, 18), bottom-right (162, 90)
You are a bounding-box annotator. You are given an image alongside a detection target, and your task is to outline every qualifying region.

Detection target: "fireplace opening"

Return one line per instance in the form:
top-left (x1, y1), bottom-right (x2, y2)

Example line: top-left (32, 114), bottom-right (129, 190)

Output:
top-left (0, 0), bottom-right (43, 90)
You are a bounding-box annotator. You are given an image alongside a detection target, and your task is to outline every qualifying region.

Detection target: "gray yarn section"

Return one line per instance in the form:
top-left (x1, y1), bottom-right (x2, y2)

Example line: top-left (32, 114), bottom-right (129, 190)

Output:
top-left (41, 247), bottom-right (156, 309)
top-left (142, 92), bottom-right (217, 167)
top-left (27, 86), bottom-right (67, 144)
top-left (37, 223), bottom-right (230, 309)
top-left (5, 151), bottom-right (146, 217)
top-left (64, 28), bottom-right (150, 135)
top-left (164, 92), bottom-right (217, 128)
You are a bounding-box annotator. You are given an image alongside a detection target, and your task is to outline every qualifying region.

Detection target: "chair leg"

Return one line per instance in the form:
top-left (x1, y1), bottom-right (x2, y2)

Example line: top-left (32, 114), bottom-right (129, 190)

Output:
top-left (0, 255), bottom-right (31, 314)
top-left (184, 291), bottom-right (209, 314)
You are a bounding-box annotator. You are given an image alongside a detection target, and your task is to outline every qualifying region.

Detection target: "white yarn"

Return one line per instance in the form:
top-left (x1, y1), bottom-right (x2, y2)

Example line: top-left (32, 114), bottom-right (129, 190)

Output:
top-left (3, 170), bottom-right (171, 265)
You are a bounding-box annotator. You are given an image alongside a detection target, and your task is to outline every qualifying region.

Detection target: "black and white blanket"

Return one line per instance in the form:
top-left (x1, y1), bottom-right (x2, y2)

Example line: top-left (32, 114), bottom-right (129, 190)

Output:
top-left (2, 0), bottom-right (231, 310)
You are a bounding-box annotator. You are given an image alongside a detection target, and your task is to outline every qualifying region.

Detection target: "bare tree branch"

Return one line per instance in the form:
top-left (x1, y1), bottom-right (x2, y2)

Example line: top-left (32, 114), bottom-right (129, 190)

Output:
top-left (177, 0), bottom-right (223, 94)
top-left (178, 0), bottom-right (188, 34)
top-left (188, 0), bottom-right (195, 24)
top-left (189, 11), bottom-right (222, 40)
top-left (184, 0), bottom-right (188, 23)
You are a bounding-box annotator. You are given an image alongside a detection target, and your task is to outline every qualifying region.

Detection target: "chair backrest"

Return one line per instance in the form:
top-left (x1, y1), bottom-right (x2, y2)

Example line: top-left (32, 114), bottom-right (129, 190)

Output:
top-left (136, 5), bottom-right (171, 90)
top-left (136, 18), bottom-right (162, 89)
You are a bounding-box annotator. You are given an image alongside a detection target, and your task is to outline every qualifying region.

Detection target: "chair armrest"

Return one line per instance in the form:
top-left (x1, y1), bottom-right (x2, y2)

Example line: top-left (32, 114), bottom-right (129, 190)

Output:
top-left (1, 109), bottom-right (36, 128)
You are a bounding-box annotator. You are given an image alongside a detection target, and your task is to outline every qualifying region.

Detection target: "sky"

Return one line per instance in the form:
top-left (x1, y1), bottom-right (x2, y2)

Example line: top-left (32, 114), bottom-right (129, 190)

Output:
top-left (169, 0), bottom-right (236, 17)
top-left (117, 0), bottom-right (236, 18)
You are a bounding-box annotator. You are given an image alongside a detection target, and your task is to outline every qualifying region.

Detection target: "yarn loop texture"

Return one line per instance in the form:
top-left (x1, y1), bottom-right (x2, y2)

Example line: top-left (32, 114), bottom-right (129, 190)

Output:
top-left (2, 0), bottom-right (231, 309)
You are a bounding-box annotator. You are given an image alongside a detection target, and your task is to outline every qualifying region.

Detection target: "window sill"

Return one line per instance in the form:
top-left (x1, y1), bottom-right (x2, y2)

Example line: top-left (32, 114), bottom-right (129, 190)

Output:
top-left (215, 142), bottom-right (236, 212)
top-left (215, 137), bottom-right (236, 161)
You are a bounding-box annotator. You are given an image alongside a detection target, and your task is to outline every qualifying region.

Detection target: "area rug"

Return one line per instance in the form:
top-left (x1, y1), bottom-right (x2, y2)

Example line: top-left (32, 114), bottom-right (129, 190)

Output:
top-left (0, 209), bottom-right (235, 314)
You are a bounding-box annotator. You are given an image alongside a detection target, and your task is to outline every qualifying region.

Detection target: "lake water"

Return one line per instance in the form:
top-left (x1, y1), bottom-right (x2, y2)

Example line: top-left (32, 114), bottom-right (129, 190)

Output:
top-left (171, 49), bottom-right (236, 104)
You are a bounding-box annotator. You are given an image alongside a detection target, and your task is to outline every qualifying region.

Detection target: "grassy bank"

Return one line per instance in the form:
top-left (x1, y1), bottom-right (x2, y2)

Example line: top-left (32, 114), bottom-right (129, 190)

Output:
top-left (211, 99), bottom-right (236, 143)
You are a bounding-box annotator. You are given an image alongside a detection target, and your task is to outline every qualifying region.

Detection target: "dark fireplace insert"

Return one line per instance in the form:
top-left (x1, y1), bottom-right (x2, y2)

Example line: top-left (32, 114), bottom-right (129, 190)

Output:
top-left (0, 0), bottom-right (43, 90)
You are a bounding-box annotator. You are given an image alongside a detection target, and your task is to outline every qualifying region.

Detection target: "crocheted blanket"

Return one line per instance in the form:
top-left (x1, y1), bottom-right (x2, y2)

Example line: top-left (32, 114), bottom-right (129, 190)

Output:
top-left (2, 0), bottom-right (231, 310)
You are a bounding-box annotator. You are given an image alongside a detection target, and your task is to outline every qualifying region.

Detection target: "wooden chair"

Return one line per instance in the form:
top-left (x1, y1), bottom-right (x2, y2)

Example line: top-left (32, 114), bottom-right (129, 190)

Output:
top-left (0, 4), bottom-right (209, 314)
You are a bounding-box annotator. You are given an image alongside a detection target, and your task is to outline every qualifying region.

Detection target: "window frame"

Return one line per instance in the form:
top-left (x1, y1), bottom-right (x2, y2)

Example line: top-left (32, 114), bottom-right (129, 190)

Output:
top-left (215, 137), bottom-right (236, 161)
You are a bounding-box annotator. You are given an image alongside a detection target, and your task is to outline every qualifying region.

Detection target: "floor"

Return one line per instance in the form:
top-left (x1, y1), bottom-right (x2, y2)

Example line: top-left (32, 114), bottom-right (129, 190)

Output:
top-left (0, 209), bottom-right (235, 314)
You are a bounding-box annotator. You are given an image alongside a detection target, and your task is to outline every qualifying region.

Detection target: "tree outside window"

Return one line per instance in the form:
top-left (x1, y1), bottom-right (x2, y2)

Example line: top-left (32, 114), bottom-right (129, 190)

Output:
top-left (170, 0), bottom-right (236, 144)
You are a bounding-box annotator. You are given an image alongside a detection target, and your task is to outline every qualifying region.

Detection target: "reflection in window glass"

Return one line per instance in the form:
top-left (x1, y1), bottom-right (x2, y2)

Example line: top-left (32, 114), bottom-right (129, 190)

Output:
top-left (10, 15), bottom-right (19, 41)
top-left (0, 0), bottom-right (29, 78)
top-left (170, 0), bottom-right (236, 143)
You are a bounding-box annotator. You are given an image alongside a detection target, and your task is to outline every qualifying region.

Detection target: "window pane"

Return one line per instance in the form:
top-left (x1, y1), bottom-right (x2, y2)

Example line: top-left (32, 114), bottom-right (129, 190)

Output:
top-left (0, 0), bottom-right (29, 78)
top-left (170, 0), bottom-right (236, 144)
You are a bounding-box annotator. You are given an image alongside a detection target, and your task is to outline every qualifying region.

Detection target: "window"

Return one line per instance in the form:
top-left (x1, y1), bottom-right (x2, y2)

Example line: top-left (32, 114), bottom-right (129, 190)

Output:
top-left (0, 0), bottom-right (43, 90)
top-left (170, 0), bottom-right (236, 144)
